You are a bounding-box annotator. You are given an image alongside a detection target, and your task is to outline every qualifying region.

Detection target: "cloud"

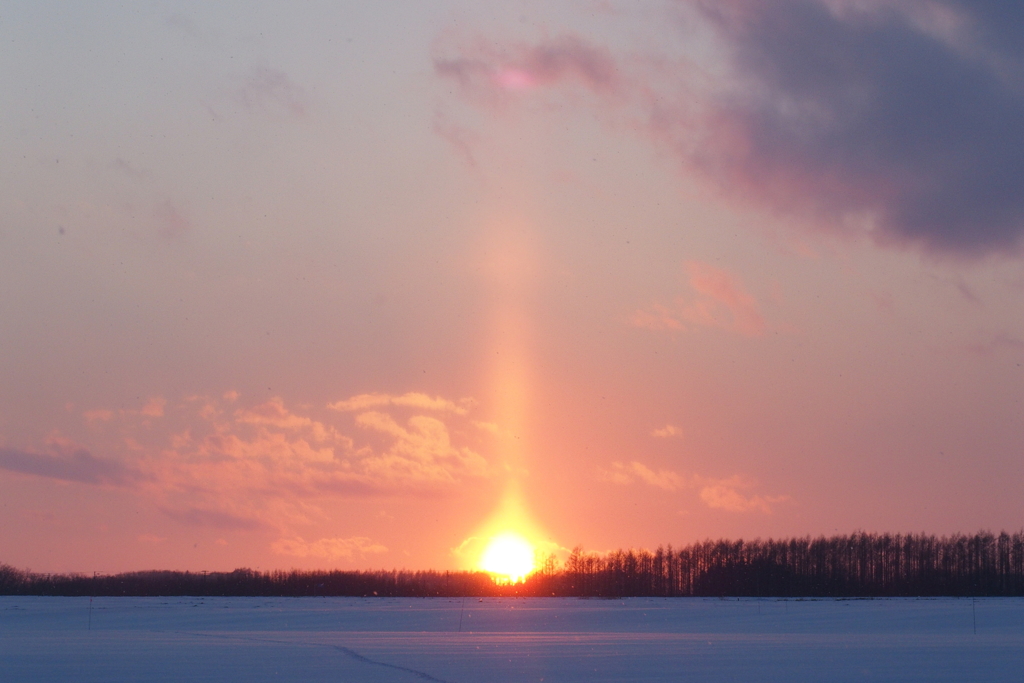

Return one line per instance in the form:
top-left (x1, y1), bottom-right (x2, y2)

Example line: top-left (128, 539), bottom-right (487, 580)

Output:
top-left (354, 411), bottom-right (488, 483)
top-left (83, 397), bottom-right (168, 423)
top-left (602, 460), bottom-right (788, 513)
top-left (159, 506), bottom-right (268, 531)
top-left (633, 261), bottom-right (765, 336)
top-left (435, 34), bottom-right (620, 98)
top-left (652, 424), bottom-right (683, 438)
top-left (433, 111), bottom-right (479, 168)
top-left (631, 304), bottom-right (685, 332)
top-left (153, 200), bottom-right (191, 238)
top-left (235, 396), bottom-right (339, 442)
top-left (83, 409), bottom-right (114, 423)
top-left (685, 261), bottom-right (766, 334)
top-left (271, 536), bottom-right (388, 560)
top-left (0, 446), bottom-right (136, 486)
top-left (680, 1), bottom-right (1024, 254)
top-left (698, 482), bottom-right (789, 514)
top-left (164, 13), bottom-right (206, 41)
top-left (608, 461), bottom-right (688, 491)
top-left (966, 331), bottom-right (1024, 356)
top-left (112, 158), bottom-right (152, 180)
top-left (953, 279), bottom-right (982, 305)
top-left (233, 66), bottom-right (306, 117)
top-left (141, 397), bottom-right (166, 418)
top-left (11, 392), bottom-right (493, 531)
top-left (328, 392), bottom-right (473, 415)
top-left (440, 3), bottom-right (1024, 255)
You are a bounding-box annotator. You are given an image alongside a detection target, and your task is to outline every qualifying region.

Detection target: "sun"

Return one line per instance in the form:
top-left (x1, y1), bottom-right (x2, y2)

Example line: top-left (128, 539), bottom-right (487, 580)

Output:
top-left (479, 532), bottom-right (536, 583)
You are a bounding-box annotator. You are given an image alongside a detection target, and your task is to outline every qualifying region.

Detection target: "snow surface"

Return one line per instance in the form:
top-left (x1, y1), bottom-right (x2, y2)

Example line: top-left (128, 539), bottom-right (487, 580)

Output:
top-left (1, 596), bottom-right (1022, 681)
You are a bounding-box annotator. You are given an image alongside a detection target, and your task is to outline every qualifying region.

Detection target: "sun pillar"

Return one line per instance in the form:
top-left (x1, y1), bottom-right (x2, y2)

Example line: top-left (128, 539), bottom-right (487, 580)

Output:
top-left (466, 215), bottom-right (550, 581)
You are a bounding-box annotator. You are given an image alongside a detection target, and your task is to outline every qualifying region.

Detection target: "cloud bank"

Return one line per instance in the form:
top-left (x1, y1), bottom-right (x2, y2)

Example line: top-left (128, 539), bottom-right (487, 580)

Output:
top-left (0, 392), bottom-right (493, 531)
top-left (692, 0), bottom-right (1024, 254)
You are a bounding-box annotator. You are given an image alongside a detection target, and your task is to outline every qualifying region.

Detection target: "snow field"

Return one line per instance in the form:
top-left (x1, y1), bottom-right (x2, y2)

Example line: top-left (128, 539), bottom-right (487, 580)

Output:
top-left (1, 596), bottom-right (1021, 682)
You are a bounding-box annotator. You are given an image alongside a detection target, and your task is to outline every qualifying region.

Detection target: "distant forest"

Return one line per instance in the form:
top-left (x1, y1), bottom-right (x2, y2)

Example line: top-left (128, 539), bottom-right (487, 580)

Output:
top-left (4, 531), bottom-right (1024, 598)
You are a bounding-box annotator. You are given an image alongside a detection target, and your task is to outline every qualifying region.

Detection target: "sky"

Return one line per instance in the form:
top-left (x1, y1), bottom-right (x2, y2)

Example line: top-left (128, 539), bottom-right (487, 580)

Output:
top-left (2, 0), bottom-right (1023, 574)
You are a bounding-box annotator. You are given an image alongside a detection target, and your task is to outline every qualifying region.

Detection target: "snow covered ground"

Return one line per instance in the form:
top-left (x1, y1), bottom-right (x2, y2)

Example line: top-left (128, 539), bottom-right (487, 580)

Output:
top-left (1, 596), bottom-right (1021, 682)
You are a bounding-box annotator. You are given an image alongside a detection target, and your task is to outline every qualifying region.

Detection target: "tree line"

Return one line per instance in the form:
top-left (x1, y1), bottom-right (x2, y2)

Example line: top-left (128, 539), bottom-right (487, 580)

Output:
top-left (3, 530), bottom-right (1023, 597)
top-left (555, 530), bottom-right (1024, 597)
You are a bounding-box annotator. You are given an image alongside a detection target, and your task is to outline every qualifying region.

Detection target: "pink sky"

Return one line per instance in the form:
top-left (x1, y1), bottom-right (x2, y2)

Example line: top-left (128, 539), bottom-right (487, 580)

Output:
top-left (2, 1), bottom-right (1023, 573)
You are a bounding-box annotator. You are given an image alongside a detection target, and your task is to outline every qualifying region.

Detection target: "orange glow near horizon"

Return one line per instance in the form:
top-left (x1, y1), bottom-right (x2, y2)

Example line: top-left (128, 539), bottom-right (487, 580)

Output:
top-left (479, 531), bottom-right (536, 582)
top-left (462, 482), bottom-right (559, 582)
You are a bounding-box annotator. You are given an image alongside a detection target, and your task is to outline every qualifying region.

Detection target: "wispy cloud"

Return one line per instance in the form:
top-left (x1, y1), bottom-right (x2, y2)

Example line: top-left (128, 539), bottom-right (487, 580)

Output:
top-left (966, 331), bottom-right (1024, 356)
top-left (633, 261), bottom-right (765, 336)
top-left (112, 158), bottom-right (153, 180)
top-left (603, 461), bottom-right (688, 492)
top-left (271, 536), bottom-right (387, 560)
top-left (698, 482), bottom-right (787, 514)
top-left (651, 424), bottom-right (683, 438)
top-left (83, 396), bottom-right (167, 424)
top-left (328, 392), bottom-right (474, 415)
top-left (159, 506), bottom-right (268, 531)
top-left (433, 111), bottom-right (479, 168)
top-left (233, 66), bottom-right (307, 117)
top-left (435, 34), bottom-right (620, 99)
top-left (153, 200), bottom-right (191, 239)
top-left (140, 397), bottom-right (166, 418)
top-left (601, 460), bottom-right (789, 513)
top-left (83, 409), bottom-right (114, 423)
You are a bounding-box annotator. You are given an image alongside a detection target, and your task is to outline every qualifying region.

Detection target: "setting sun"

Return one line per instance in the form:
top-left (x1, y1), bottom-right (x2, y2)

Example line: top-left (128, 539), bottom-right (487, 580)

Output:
top-left (479, 532), bottom-right (536, 583)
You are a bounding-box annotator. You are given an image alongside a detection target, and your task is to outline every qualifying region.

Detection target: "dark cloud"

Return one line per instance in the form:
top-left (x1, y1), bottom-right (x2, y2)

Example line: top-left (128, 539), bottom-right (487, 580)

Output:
top-left (437, 2), bottom-right (1024, 255)
top-left (948, 0), bottom-right (1024, 65)
top-left (0, 447), bottom-right (135, 485)
top-left (692, 0), bottom-right (1024, 254)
